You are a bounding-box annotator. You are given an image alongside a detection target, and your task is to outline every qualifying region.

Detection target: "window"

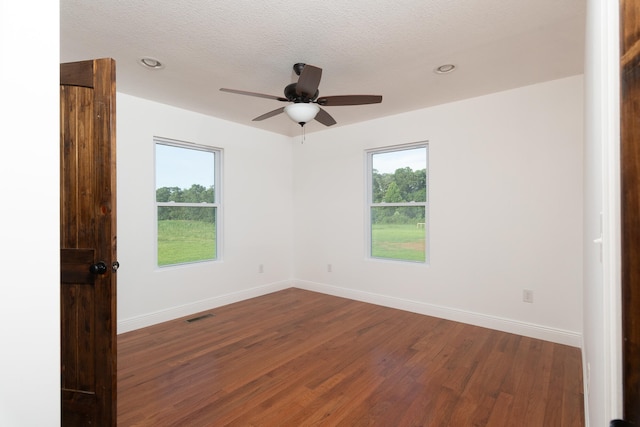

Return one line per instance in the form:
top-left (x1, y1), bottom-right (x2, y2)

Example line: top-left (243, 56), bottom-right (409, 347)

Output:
top-left (155, 139), bottom-right (221, 266)
top-left (366, 143), bottom-right (428, 263)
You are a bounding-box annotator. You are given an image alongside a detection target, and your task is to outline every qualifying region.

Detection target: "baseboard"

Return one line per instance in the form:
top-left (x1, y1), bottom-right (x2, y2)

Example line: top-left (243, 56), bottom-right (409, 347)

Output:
top-left (118, 279), bottom-right (582, 347)
top-left (117, 280), bottom-right (293, 334)
top-left (294, 280), bottom-right (582, 348)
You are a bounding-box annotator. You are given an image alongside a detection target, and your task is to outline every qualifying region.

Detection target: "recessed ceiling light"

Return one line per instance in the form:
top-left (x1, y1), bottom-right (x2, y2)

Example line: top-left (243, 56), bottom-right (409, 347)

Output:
top-left (434, 64), bottom-right (456, 74)
top-left (139, 57), bottom-right (164, 70)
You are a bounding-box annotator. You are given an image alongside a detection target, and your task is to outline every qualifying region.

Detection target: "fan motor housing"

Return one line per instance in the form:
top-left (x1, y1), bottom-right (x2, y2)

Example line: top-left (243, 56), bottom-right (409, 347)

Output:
top-left (284, 83), bottom-right (318, 102)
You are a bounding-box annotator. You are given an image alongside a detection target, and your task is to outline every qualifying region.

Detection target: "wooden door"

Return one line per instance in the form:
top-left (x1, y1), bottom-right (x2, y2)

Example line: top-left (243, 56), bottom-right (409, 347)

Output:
top-left (620, 1), bottom-right (640, 423)
top-left (60, 58), bottom-right (117, 426)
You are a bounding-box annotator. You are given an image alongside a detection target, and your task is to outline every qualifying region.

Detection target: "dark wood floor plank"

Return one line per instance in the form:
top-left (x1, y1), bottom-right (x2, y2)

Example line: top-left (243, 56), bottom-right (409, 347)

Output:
top-left (485, 391), bottom-right (515, 427)
top-left (117, 288), bottom-right (584, 426)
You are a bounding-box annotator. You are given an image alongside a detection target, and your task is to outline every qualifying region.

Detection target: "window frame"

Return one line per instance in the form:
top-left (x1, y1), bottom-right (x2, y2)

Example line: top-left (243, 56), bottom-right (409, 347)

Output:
top-left (154, 137), bottom-right (223, 267)
top-left (365, 142), bottom-right (429, 264)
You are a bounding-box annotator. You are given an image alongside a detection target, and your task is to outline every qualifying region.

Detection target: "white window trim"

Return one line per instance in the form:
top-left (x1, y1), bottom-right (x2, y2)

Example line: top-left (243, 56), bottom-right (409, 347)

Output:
top-left (365, 141), bottom-right (429, 264)
top-left (154, 137), bottom-right (223, 267)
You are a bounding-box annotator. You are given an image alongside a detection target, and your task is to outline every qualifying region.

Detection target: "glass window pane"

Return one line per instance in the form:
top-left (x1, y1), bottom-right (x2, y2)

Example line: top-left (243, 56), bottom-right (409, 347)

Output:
top-left (157, 206), bottom-right (216, 266)
top-left (371, 206), bottom-right (426, 262)
top-left (371, 147), bottom-right (426, 203)
top-left (156, 144), bottom-right (215, 203)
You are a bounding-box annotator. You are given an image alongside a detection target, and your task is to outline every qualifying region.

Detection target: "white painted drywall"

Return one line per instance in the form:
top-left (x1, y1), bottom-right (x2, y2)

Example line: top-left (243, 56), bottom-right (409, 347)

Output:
top-left (0, 1), bottom-right (61, 425)
top-left (293, 75), bottom-right (584, 346)
top-left (116, 94), bottom-right (295, 332)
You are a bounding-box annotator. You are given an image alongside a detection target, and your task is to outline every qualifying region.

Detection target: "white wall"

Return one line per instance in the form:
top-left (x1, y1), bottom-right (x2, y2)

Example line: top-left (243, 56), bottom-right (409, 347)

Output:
top-left (116, 77), bottom-right (585, 348)
top-left (116, 94), bottom-right (295, 332)
top-left (0, 1), bottom-right (61, 425)
top-left (293, 75), bottom-right (584, 346)
top-left (583, 0), bottom-right (622, 425)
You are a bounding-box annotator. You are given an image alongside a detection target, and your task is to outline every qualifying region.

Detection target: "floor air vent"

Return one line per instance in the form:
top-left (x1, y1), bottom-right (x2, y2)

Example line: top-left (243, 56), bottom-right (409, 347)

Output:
top-left (186, 313), bottom-right (214, 323)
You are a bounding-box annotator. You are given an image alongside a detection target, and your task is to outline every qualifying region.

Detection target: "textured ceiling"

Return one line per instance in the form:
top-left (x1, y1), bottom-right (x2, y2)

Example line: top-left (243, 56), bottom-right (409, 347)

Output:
top-left (60, 0), bottom-right (586, 137)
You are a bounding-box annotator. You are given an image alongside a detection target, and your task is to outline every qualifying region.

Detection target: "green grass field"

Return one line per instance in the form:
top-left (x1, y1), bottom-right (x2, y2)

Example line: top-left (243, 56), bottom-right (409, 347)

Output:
top-left (371, 223), bottom-right (426, 262)
top-left (158, 220), bottom-right (216, 266)
top-left (158, 221), bottom-right (425, 266)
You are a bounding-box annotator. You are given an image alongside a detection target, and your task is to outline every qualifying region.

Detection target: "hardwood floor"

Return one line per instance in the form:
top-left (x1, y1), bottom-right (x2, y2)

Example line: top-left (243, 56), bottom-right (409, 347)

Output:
top-left (118, 288), bottom-right (584, 426)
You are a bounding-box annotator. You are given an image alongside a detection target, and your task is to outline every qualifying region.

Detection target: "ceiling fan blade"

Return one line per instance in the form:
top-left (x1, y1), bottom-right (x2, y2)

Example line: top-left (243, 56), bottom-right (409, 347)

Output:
top-left (316, 95), bottom-right (382, 106)
top-left (252, 106), bottom-right (286, 121)
top-left (315, 108), bottom-right (337, 127)
top-left (220, 88), bottom-right (288, 102)
top-left (296, 65), bottom-right (322, 97)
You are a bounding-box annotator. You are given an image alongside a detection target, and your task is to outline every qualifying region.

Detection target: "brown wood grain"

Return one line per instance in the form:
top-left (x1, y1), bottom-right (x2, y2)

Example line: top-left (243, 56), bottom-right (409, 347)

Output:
top-left (117, 288), bottom-right (584, 426)
top-left (60, 248), bottom-right (94, 284)
top-left (620, 0), bottom-right (640, 423)
top-left (60, 60), bottom-right (94, 88)
top-left (60, 58), bottom-right (117, 426)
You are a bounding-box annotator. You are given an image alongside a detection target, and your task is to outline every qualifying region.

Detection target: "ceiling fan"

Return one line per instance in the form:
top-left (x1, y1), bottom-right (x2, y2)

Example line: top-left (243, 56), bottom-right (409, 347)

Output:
top-left (220, 63), bottom-right (382, 127)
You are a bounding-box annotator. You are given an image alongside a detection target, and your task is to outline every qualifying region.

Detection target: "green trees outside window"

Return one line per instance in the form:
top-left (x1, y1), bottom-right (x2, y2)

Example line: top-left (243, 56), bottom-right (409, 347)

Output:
top-left (155, 140), bottom-right (221, 266)
top-left (368, 145), bottom-right (428, 262)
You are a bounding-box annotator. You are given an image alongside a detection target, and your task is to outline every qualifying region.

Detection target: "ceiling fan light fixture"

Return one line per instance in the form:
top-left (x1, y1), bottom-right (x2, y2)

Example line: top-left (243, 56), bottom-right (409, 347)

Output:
top-left (285, 103), bottom-right (320, 125)
top-left (220, 63), bottom-right (381, 128)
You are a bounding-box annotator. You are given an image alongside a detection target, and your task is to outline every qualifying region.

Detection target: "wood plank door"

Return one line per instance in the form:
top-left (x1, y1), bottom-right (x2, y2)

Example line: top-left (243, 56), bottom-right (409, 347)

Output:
top-left (620, 0), bottom-right (640, 423)
top-left (60, 58), bottom-right (117, 426)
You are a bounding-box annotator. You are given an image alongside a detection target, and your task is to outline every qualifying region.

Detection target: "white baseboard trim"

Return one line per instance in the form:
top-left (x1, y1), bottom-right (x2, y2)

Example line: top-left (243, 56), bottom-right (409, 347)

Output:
top-left (294, 280), bottom-right (582, 348)
top-left (118, 279), bottom-right (582, 347)
top-left (580, 335), bottom-right (590, 427)
top-left (117, 280), bottom-right (293, 334)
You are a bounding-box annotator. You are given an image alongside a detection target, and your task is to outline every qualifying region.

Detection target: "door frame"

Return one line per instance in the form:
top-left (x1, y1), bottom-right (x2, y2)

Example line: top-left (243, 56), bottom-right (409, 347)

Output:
top-left (620, 0), bottom-right (640, 422)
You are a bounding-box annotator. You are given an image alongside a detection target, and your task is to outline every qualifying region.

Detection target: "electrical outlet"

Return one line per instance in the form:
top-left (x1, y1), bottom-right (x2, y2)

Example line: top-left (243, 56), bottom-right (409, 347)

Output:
top-left (327, 264), bottom-right (332, 273)
top-left (523, 289), bottom-right (534, 303)
top-left (259, 264), bottom-right (264, 273)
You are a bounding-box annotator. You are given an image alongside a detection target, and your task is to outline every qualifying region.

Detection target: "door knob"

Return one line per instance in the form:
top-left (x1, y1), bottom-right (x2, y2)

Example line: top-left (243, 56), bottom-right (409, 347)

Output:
top-left (89, 261), bottom-right (108, 275)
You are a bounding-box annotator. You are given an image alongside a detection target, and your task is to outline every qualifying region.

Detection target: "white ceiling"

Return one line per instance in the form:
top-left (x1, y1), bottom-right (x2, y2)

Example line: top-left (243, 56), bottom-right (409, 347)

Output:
top-left (60, 0), bottom-right (586, 137)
